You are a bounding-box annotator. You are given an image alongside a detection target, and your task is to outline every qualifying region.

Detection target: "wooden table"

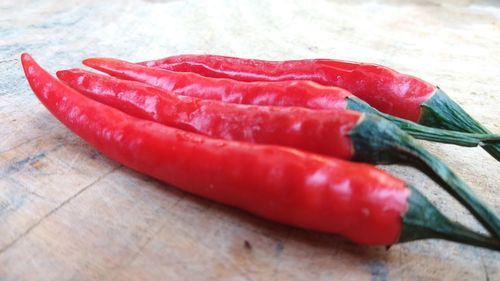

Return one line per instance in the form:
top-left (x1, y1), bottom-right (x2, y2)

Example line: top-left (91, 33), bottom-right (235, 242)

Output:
top-left (1, 0), bottom-right (499, 280)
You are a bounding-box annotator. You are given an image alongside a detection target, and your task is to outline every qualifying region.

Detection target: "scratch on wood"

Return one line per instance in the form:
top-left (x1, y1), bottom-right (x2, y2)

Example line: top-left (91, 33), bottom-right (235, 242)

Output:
top-left (0, 179), bottom-right (29, 217)
top-left (0, 59), bottom-right (17, 64)
top-left (0, 197), bottom-right (9, 213)
top-left (214, 245), bottom-right (255, 281)
top-left (0, 166), bottom-right (119, 255)
top-left (271, 230), bottom-right (291, 280)
top-left (480, 255), bottom-right (491, 281)
top-left (107, 193), bottom-right (188, 281)
top-left (31, 15), bottom-right (84, 29)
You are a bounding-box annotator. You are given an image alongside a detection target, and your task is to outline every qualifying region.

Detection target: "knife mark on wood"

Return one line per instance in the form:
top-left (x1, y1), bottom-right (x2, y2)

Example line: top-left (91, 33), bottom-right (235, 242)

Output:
top-left (0, 166), bottom-right (119, 255)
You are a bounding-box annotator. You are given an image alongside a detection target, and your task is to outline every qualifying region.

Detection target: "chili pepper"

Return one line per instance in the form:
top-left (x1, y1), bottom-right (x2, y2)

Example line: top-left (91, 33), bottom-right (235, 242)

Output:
top-left (57, 67), bottom-right (500, 238)
top-left (139, 54), bottom-right (500, 161)
top-left (82, 58), bottom-right (500, 148)
top-left (21, 53), bottom-right (500, 250)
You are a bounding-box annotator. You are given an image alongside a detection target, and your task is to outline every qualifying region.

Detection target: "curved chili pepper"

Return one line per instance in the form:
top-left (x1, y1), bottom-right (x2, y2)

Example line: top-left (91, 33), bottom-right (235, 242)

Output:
top-left (82, 58), bottom-right (500, 148)
top-left (21, 53), bottom-right (500, 250)
top-left (139, 54), bottom-right (500, 161)
top-left (57, 68), bottom-right (500, 238)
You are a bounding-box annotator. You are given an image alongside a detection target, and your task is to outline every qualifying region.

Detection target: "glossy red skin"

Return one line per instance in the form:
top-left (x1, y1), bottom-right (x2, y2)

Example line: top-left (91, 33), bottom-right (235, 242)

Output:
top-left (57, 69), bottom-right (359, 160)
top-left (140, 55), bottom-right (437, 122)
top-left (22, 53), bottom-right (409, 245)
top-left (83, 58), bottom-right (350, 110)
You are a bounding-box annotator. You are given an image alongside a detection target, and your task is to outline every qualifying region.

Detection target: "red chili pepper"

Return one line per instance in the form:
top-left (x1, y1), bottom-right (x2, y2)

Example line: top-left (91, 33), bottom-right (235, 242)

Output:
top-left (82, 58), bottom-right (500, 148)
top-left (57, 67), bottom-right (500, 238)
top-left (140, 55), bottom-right (429, 121)
top-left (139, 54), bottom-right (500, 161)
top-left (21, 53), bottom-right (500, 250)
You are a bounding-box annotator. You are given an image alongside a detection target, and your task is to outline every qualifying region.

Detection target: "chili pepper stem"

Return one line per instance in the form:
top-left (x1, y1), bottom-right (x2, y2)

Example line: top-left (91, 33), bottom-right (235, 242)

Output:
top-left (346, 96), bottom-right (500, 147)
top-left (419, 88), bottom-right (500, 160)
top-left (350, 114), bottom-right (500, 238)
top-left (401, 186), bottom-right (500, 251)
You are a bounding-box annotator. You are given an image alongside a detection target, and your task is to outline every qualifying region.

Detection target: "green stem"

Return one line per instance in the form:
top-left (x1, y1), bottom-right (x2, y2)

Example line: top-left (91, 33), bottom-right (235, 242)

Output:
top-left (419, 88), bottom-right (500, 161)
top-left (350, 114), bottom-right (500, 238)
top-left (346, 96), bottom-right (500, 147)
top-left (400, 186), bottom-right (500, 251)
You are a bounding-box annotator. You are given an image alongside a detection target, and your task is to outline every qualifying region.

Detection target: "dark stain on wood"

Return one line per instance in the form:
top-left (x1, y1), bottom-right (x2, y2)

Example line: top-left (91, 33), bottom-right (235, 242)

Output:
top-left (244, 240), bottom-right (252, 251)
top-left (3, 152), bottom-right (47, 175)
top-left (275, 240), bottom-right (284, 255)
top-left (369, 260), bottom-right (388, 281)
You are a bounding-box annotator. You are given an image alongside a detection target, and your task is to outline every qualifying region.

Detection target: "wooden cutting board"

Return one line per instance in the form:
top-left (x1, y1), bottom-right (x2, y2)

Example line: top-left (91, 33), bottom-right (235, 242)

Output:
top-left (1, 0), bottom-right (499, 280)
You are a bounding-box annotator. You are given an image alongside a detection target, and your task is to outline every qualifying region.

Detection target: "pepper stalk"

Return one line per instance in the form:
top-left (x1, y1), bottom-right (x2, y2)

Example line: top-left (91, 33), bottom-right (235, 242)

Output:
top-left (350, 114), bottom-right (500, 238)
top-left (346, 95), bottom-right (500, 147)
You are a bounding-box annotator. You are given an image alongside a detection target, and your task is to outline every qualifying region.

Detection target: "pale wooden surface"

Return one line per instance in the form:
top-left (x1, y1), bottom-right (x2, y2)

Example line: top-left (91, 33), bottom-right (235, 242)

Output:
top-left (1, 0), bottom-right (499, 280)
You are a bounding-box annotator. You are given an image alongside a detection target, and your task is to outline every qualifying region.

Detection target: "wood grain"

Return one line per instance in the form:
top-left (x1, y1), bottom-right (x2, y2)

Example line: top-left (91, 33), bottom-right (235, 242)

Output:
top-left (1, 0), bottom-right (499, 280)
